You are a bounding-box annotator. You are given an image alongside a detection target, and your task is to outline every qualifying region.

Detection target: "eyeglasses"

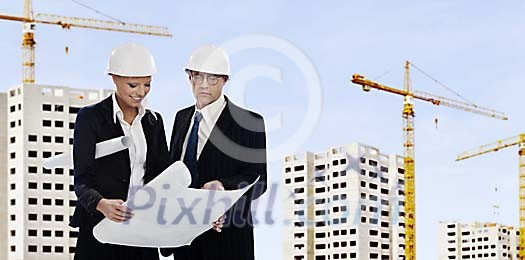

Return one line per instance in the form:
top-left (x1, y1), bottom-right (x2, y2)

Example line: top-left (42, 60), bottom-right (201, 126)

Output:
top-left (190, 74), bottom-right (223, 86)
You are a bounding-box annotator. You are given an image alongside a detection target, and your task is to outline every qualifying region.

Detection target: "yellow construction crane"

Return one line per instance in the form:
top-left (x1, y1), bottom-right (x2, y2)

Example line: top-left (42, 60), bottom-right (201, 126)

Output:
top-left (0, 0), bottom-right (172, 84)
top-left (351, 61), bottom-right (507, 260)
top-left (456, 134), bottom-right (525, 259)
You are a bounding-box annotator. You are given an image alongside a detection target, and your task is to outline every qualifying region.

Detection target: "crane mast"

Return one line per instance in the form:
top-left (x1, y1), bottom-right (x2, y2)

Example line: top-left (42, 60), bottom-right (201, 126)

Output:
top-left (1, 0), bottom-right (172, 84)
top-left (457, 134), bottom-right (525, 259)
top-left (22, 0), bottom-right (35, 83)
top-left (403, 61), bottom-right (416, 260)
top-left (351, 62), bottom-right (507, 260)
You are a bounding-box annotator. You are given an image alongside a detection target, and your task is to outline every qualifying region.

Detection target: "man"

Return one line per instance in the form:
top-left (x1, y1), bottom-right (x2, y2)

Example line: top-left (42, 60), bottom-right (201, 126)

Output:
top-left (161, 45), bottom-right (267, 260)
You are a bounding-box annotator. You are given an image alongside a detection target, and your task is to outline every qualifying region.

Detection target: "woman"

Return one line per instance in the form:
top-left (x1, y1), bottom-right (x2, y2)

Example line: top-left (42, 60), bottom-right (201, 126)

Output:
top-left (70, 43), bottom-right (169, 260)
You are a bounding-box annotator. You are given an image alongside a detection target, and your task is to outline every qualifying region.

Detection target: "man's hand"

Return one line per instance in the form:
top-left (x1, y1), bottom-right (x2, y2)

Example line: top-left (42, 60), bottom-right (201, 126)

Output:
top-left (202, 180), bottom-right (225, 191)
top-left (212, 215), bottom-right (226, 233)
top-left (202, 180), bottom-right (225, 232)
top-left (96, 198), bottom-right (133, 223)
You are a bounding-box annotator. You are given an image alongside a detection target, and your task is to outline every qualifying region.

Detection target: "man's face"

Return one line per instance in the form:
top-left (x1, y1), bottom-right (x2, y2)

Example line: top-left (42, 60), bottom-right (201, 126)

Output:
top-left (189, 71), bottom-right (227, 109)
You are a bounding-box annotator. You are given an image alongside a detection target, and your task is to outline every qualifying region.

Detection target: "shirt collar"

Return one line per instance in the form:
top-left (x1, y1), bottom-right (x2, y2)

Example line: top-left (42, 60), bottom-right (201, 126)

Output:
top-left (195, 94), bottom-right (226, 124)
top-left (112, 92), bottom-right (150, 124)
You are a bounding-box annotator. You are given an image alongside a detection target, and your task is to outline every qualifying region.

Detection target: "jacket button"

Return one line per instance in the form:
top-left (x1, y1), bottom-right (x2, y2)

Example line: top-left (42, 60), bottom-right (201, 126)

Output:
top-left (122, 179), bottom-right (128, 183)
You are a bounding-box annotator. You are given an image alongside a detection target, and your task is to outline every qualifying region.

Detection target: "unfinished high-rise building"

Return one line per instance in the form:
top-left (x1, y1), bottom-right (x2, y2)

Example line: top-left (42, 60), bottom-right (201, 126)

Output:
top-left (438, 221), bottom-right (518, 260)
top-left (2, 83), bottom-right (111, 260)
top-left (282, 143), bottom-right (406, 260)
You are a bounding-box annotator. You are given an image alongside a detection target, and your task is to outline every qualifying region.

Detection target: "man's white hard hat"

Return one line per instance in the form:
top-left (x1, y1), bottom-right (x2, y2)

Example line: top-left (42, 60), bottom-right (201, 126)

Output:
top-left (106, 43), bottom-right (156, 77)
top-left (185, 45), bottom-right (230, 76)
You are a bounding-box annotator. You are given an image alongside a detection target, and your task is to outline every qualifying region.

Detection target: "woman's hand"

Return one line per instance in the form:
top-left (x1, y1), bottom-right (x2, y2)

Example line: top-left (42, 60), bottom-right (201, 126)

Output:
top-left (96, 198), bottom-right (133, 223)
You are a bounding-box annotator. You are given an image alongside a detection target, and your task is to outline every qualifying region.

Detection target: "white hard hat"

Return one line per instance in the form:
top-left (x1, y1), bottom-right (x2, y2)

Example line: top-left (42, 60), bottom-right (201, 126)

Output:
top-left (106, 43), bottom-right (156, 77)
top-left (185, 45), bottom-right (230, 76)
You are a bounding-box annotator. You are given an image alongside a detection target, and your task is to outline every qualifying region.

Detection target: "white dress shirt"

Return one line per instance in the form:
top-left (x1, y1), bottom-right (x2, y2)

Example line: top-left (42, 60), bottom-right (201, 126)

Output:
top-left (181, 95), bottom-right (227, 160)
top-left (112, 93), bottom-right (149, 200)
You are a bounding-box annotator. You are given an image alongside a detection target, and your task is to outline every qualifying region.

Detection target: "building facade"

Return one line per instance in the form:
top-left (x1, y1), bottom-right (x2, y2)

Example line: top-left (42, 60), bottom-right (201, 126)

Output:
top-left (283, 143), bottom-right (406, 260)
top-left (4, 84), bottom-right (111, 260)
top-left (438, 221), bottom-right (518, 260)
top-left (1, 92), bottom-right (8, 260)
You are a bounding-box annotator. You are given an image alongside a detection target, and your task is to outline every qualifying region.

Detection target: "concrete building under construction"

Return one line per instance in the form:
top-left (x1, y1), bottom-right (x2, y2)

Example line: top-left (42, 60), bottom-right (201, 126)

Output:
top-left (438, 221), bottom-right (518, 260)
top-left (1, 83), bottom-right (111, 260)
top-left (282, 143), bottom-right (406, 260)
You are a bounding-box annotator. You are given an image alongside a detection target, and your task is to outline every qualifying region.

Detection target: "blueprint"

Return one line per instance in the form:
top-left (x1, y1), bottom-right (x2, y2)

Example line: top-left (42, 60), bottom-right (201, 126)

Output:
top-left (93, 161), bottom-right (258, 247)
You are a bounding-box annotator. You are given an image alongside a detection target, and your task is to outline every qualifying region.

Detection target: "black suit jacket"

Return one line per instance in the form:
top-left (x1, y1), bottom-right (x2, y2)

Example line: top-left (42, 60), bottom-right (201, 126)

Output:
top-left (70, 95), bottom-right (169, 231)
top-left (162, 97), bottom-right (267, 259)
top-left (169, 96), bottom-right (267, 226)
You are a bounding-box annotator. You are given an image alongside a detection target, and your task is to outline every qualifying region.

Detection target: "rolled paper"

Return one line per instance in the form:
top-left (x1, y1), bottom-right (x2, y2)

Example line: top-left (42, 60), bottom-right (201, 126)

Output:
top-left (42, 153), bottom-right (72, 169)
top-left (43, 136), bottom-right (132, 169)
top-left (94, 136), bottom-right (133, 159)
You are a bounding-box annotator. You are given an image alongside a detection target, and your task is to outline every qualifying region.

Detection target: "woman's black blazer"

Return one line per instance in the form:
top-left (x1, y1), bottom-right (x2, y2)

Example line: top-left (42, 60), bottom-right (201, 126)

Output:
top-left (69, 95), bottom-right (169, 230)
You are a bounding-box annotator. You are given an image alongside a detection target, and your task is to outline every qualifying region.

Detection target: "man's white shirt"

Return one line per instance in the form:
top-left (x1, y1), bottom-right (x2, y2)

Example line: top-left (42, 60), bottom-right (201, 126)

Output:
top-left (181, 94), bottom-right (227, 160)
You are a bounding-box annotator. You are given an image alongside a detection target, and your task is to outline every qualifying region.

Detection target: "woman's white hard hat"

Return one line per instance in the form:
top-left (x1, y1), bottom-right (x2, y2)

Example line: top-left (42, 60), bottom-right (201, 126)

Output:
top-left (107, 43), bottom-right (156, 77)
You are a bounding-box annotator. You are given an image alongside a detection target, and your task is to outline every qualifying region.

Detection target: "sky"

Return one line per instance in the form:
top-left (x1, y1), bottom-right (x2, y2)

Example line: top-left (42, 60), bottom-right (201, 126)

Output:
top-left (1, 0), bottom-right (525, 259)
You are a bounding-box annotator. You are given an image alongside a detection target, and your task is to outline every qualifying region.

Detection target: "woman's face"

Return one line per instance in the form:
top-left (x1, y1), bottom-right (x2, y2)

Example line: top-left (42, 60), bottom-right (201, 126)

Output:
top-left (112, 75), bottom-right (151, 111)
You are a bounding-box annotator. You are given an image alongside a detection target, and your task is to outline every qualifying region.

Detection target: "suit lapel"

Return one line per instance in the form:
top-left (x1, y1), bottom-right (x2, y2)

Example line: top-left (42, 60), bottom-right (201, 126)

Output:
top-left (100, 95), bottom-right (131, 175)
top-left (100, 95), bottom-right (126, 137)
top-left (142, 111), bottom-right (154, 178)
top-left (172, 107), bottom-right (195, 162)
top-left (199, 100), bottom-right (233, 164)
